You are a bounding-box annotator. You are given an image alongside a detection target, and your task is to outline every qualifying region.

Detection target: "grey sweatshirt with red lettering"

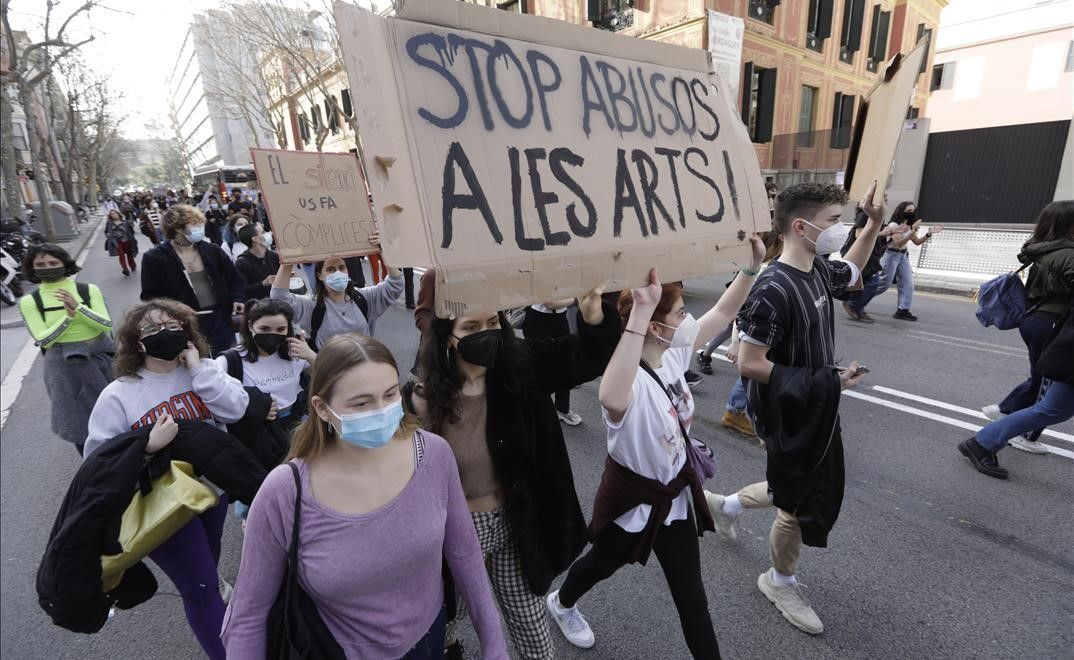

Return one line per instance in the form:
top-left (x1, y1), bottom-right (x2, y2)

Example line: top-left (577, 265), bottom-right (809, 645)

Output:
top-left (83, 358), bottom-right (249, 459)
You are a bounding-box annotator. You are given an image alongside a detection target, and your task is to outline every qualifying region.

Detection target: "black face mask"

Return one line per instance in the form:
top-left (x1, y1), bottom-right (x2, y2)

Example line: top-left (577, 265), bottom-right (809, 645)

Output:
top-left (35, 266), bottom-right (67, 282)
top-left (453, 330), bottom-right (502, 369)
top-left (253, 332), bottom-right (288, 356)
top-left (902, 210), bottom-right (916, 222)
top-left (141, 329), bottom-right (189, 361)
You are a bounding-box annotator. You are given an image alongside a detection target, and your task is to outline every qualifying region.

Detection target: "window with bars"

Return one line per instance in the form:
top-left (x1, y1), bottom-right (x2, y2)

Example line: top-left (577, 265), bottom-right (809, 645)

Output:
top-left (741, 62), bottom-right (777, 143)
top-left (866, 6), bottom-right (890, 72)
top-left (830, 91), bottom-right (855, 148)
top-left (748, 0), bottom-right (781, 25)
top-left (839, 0), bottom-right (865, 64)
top-left (341, 89), bottom-right (353, 117)
top-left (806, 0), bottom-right (833, 52)
top-left (797, 85), bottom-right (817, 147)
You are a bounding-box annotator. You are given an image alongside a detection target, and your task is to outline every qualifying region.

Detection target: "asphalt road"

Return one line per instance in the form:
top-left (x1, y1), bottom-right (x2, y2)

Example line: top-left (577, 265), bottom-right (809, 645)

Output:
top-left (1, 226), bottom-right (1071, 660)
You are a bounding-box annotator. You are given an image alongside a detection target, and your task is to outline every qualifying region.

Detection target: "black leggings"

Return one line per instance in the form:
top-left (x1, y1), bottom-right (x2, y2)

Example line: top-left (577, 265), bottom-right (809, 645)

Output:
top-left (522, 308), bottom-right (572, 413)
top-left (558, 510), bottom-right (720, 659)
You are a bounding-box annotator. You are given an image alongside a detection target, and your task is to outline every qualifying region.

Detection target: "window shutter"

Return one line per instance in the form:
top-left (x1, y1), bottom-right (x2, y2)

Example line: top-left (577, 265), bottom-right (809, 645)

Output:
top-left (847, 0), bottom-right (865, 53)
top-left (817, 0), bottom-right (834, 40)
top-left (876, 11), bottom-right (890, 61)
top-left (756, 68), bottom-right (777, 143)
top-left (741, 62), bottom-right (754, 123)
top-left (941, 61), bottom-right (956, 89)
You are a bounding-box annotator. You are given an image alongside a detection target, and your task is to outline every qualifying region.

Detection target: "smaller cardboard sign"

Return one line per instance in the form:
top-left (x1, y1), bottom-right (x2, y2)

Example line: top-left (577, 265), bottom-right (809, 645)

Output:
top-left (844, 43), bottom-right (928, 203)
top-left (250, 148), bottom-right (376, 264)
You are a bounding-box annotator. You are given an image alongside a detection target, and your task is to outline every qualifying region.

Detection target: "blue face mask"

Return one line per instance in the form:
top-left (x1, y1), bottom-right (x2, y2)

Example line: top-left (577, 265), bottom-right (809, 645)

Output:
top-left (323, 270), bottom-right (349, 292)
top-left (327, 399), bottom-right (404, 449)
top-left (185, 226), bottom-right (206, 243)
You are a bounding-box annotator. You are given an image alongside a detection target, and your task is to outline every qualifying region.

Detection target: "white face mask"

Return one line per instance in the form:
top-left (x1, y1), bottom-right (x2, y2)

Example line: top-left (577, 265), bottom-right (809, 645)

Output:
top-left (262, 231), bottom-right (273, 248)
top-left (654, 313), bottom-right (700, 349)
top-left (801, 220), bottom-right (850, 255)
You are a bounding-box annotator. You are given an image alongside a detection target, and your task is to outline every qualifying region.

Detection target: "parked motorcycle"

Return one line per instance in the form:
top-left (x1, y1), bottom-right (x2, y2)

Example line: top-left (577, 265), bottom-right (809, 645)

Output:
top-left (0, 245), bottom-right (23, 306)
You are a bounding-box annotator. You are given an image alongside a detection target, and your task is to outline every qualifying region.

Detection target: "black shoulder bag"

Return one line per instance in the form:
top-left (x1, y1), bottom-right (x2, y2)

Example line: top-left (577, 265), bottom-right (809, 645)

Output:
top-left (266, 462), bottom-right (344, 660)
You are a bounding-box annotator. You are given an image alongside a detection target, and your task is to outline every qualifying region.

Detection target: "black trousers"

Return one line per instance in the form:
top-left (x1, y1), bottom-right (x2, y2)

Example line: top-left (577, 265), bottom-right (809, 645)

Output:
top-left (522, 307), bottom-right (572, 414)
top-left (403, 267), bottom-right (416, 308)
top-left (343, 256), bottom-right (367, 287)
top-left (558, 510), bottom-right (720, 659)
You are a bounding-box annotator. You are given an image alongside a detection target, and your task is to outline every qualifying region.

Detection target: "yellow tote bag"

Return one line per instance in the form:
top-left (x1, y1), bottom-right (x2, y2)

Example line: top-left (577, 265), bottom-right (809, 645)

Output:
top-left (101, 461), bottom-right (219, 592)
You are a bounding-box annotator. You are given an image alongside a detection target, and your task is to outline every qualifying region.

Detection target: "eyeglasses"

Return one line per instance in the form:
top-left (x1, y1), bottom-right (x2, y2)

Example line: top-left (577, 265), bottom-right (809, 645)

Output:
top-left (139, 320), bottom-right (184, 338)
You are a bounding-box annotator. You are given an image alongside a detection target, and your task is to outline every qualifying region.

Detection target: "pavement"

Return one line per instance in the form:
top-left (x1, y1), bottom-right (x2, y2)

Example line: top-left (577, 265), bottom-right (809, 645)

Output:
top-left (1, 223), bottom-right (1072, 659)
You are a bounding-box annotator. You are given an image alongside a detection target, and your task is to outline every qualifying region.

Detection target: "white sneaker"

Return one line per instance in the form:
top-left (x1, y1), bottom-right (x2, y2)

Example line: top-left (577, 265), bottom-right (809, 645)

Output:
top-left (981, 404), bottom-right (1006, 421)
top-left (1008, 437), bottom-right (1049, 454)
top-left (546, 589), bottom-right (595, 649)
top-left (219, 576), bottom-right (234, 604)
top-left (704, 491), bottom-right (738, 541)
top-left (558, 410), bottom-right (583, 427)
top-left (757, 571), bottom-right (824, 635)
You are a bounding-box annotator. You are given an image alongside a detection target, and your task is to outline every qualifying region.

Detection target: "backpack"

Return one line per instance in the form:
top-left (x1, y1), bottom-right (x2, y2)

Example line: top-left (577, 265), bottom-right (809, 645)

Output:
top-left (975, 263), bottom-right (1040, 330)
top-left (32, 283), bottom-right (92, 354)
top-left (308, 288), bottom-right (368, 349)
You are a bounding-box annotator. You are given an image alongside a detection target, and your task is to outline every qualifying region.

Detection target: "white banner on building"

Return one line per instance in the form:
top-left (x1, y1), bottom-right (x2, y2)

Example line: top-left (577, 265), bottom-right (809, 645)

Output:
top-left (707, 10), bottom-right (744, 100)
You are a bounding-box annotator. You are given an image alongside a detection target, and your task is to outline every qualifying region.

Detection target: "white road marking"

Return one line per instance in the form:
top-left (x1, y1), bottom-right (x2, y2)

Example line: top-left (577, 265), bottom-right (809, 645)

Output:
top-left (872, 385), bottom-right (1074, 444)
top-left (903, 333), bottom-right (1025, 358)
top-left (0, 219), bottom-right (107, 431)
top-left (844, 390), bottom-right (1074, 460)
top-left (907, 329), bottom-right (1022, 351)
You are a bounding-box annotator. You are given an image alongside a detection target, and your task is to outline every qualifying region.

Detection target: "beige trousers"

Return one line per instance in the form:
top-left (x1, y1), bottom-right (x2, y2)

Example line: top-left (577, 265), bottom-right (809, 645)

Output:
top-left (737, 481), bottom-right (802, 576)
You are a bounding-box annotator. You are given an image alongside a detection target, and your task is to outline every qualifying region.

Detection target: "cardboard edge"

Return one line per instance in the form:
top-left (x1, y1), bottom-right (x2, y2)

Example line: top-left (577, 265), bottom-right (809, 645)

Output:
top-left (397, 0), bottom-right (709, 74)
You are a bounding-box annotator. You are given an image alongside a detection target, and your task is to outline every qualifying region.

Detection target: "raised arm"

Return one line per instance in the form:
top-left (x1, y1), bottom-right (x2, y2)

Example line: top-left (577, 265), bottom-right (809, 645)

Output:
top-left (695, 235), bottom-right (764, 349)
top-left (843, 180), bottom-right (885, 274)
top-left (598, 268), bottom-right (661, 424)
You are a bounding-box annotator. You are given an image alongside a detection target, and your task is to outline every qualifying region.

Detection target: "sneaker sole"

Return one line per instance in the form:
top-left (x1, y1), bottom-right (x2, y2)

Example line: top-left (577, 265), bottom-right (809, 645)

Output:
top-left (722, 421), bottom-right (756, 437)
top-left (981, 407), bottom-right (1006, 422)
top-left (546, 593), bottom-right (596, 649)
top-left (756, 574), bottom-right (823, 635)
top-left (1008, 439), bottom-right (1049, 455)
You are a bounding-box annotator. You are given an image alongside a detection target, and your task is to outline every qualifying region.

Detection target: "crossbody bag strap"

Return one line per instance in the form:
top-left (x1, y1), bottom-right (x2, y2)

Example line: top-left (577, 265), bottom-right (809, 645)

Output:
top-left (638, 360), bottom-right (690, 441)
top-left (286, 462), bottom-right (302, 568)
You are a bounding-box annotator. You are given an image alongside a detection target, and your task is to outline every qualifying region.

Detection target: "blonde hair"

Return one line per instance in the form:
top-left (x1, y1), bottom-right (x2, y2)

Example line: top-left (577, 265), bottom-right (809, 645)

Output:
top-left (288, 333), bottom-right (421, 461)
top-left (161, 204), bottom-right (205, 240)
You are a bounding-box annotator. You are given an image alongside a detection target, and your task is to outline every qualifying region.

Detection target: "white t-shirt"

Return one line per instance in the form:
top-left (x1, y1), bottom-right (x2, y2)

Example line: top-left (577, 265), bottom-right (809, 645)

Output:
top-left (214, 350), bottom-right (306, 410)
top-left (602, 345), bottom-right (694, 532)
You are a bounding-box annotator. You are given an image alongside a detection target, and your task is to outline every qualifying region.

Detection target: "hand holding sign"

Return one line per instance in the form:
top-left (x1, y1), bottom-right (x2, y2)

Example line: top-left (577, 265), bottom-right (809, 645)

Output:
top-left (577, 284), bottom-right (607, 326)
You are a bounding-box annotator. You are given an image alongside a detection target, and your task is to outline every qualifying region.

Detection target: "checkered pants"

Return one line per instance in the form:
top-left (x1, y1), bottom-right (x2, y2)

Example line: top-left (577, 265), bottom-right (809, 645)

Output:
top-left (448, 507), bottom-right (554, 659)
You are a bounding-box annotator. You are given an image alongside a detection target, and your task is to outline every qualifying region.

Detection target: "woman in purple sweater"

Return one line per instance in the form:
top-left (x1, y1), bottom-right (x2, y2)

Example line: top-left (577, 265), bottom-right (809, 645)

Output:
top-left (222, 333), bottom-right (507, 659)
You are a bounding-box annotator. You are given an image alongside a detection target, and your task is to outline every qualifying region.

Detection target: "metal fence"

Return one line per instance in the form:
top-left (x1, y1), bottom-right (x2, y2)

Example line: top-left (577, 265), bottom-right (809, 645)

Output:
top-left (912, 227), bottom-right (1029, 277)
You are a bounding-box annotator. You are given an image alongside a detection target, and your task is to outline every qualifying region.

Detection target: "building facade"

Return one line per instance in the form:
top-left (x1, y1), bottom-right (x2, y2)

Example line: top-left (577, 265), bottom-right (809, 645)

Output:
top-left (166, 14), bottom-right (275, 181)
top-left (500, 0), bottom-right (947, 186)
top-left (918, 0), bottom-right (1073, 223)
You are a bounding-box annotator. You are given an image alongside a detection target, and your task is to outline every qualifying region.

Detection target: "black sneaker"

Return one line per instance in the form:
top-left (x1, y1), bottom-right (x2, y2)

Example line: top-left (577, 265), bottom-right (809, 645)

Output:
top-left (696, 350), bottom-right (714, 375)
top-left (684, 370), bottom-right (704, 387)
top-left (958, 438), bottom-right (1009, 479)
top-left (893, 309), bottom-right (918, 321)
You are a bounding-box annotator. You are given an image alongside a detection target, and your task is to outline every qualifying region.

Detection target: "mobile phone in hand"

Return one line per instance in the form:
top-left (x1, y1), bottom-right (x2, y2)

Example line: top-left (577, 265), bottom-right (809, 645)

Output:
top-left (850, 365), bottom-right (870, 378)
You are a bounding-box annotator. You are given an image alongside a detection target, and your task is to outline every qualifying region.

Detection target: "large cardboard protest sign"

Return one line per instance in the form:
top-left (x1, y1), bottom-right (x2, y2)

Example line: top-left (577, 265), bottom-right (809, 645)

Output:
top-left (250, 148), bottom-right (376, 264)
top-left (335, 0), bottom-right (768, 316)
top-left (844, 43), bottom-right (928, 203)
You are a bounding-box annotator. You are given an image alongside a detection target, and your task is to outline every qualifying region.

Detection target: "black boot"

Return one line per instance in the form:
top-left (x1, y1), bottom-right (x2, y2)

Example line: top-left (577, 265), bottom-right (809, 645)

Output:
top-left (893, 308), bottom-right (918, 321)
top-left (958, 438), bottom-right (1009, 479)
top-left (696, 350), bottom-right (714, 375)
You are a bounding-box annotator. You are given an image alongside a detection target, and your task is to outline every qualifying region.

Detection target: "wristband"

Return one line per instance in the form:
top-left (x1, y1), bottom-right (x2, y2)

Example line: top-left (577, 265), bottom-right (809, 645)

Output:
top-left (741, 266), bottom-right (760, 277)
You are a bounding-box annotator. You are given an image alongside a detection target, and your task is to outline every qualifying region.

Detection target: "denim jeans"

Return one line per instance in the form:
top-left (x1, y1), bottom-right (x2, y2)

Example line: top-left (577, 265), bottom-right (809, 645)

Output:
top-left (726, 377), bottom-right (747, 413)
top-left (877, 250), bottom-right (914, 310)
top-left (846, 272), bottom-right (882, 313)
top-left (998, 311), bottom-right (1060, 414)
top-left (977, 380), bottom-right (1074, 452)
